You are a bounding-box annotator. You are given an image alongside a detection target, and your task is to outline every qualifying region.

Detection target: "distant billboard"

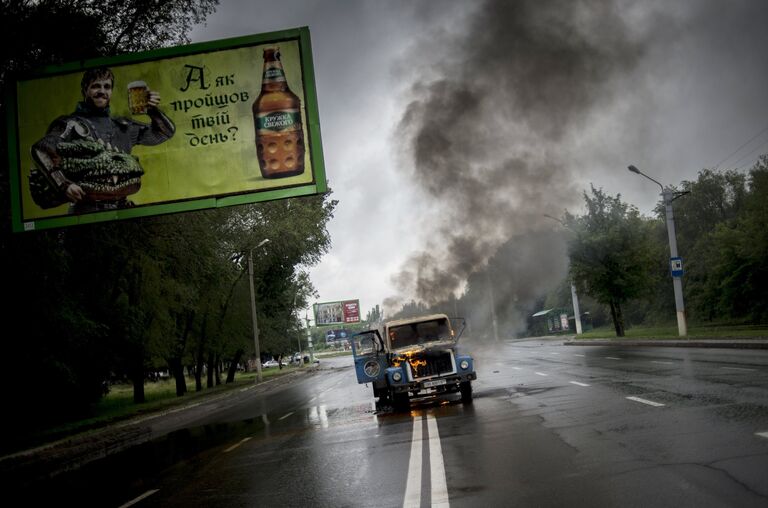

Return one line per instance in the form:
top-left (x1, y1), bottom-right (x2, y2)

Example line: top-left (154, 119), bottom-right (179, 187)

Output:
top-left (6, 26), bottom-right (326, 232)
top-left (314, 299), bottom-right (360, 325)
top-left (325, 328), bottom-right (350, 343)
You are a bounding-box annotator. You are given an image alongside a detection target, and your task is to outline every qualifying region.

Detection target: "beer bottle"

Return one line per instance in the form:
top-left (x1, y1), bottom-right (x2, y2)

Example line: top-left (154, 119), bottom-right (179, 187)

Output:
top-left (253, 47), bottom-right (305, 178)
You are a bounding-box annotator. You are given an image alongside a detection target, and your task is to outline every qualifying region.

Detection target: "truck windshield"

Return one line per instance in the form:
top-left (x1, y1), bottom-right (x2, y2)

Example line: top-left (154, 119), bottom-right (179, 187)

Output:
top-left (388, 318), bottom-right (452, 349)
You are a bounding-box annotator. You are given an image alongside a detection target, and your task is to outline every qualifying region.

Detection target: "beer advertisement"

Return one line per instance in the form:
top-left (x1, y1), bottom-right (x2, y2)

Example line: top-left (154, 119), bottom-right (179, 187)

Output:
top-left (314, 300), bottom-right (361, 326)
top-left (6, 27), bottom-right (326, 232)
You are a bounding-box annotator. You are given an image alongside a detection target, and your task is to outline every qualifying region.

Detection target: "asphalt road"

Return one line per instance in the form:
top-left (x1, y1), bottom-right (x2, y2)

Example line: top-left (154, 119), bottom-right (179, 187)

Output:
top-left (8, 340), bottom-right (768, 507)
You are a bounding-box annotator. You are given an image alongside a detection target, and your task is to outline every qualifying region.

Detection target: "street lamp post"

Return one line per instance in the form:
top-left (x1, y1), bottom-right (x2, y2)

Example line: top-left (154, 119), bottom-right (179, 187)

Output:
top-left (570, 282), bottom-right (583, 335)
top-left (485, 271), bottom-right (499, 342)
top-left (248, 238), bottom-right (270, 382)
top-left (628, 165), bottom-right (688, 337)
top-left (306, 314), bottom-right (314, 364)
top-left (543, 214), bottom-right (583, 335)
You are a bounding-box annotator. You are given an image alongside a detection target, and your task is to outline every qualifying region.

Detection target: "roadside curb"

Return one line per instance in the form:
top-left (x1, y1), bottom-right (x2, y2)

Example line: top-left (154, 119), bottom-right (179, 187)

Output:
top-left (564, 339), bottom-right (768, 349)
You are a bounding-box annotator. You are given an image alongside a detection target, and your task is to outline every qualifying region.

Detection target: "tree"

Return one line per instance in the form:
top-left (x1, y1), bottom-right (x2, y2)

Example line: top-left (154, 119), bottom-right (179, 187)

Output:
top-left (699, 158), bottom-right (768, 322)
top-left (652, 169), bottom-right (748, 322)
top-left (565, 186), bottom-right (661, 336)
top-left (0, 0), bottom-right (329, 428)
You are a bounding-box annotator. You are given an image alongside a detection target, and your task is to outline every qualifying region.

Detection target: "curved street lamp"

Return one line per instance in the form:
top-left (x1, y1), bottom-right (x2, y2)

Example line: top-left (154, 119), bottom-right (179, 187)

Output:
top-left (627, 165), bottom-right (688, 337)
top-left (248, 238), bottom-right (270, 382)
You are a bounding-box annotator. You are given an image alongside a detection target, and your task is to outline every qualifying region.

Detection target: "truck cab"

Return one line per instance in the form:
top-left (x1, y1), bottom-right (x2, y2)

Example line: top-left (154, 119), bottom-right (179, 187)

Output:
top-left (351, 313), bottom-right (476, 410)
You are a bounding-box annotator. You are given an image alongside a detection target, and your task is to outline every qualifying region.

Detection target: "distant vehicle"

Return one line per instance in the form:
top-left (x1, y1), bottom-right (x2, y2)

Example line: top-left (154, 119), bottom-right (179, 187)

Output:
top-left (351, 313), bottom-right (476, 411)
top-left (290, 353), bottom-right (313, 364)
top-left (262, 359), bottom-right (279, 368)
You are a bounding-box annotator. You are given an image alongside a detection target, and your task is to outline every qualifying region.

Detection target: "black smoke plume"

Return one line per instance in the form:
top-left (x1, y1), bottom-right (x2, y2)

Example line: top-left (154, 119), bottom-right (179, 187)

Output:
top-left (385, 0), bottom-right (644, 316)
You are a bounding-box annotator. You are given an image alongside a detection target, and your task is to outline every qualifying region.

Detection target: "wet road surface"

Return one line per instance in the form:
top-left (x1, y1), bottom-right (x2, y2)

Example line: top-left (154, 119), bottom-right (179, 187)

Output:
top-left (15, 341), bottom-right (768, 507)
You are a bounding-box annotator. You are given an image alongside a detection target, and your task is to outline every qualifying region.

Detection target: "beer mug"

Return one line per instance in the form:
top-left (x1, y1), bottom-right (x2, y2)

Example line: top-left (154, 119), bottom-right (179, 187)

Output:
top-left (127, 81), bottom-right (149, 115)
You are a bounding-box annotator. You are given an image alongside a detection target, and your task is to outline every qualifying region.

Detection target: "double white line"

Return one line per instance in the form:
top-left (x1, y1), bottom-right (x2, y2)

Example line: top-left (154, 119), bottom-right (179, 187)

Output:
top-left (403, 414), bottom-right (449, 508)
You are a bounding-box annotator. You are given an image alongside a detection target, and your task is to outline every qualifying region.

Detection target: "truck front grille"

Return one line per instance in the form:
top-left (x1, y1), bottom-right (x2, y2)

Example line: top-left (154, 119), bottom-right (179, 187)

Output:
top-left (409, 351), bottom-right (454, 379)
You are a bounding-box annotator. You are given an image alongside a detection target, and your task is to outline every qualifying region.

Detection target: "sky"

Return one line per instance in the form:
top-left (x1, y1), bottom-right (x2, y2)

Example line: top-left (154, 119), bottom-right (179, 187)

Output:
top-left (190, 0), bottom-right (768, 321)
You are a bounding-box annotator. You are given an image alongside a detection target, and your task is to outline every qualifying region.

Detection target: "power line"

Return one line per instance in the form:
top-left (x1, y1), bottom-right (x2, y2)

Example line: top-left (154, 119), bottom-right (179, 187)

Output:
top-left (713, 122), bottom-right (768, 169)
top-left (734, 141), bottom-right (768, 171)
top-left (731, 137), bottom-right (768, 169)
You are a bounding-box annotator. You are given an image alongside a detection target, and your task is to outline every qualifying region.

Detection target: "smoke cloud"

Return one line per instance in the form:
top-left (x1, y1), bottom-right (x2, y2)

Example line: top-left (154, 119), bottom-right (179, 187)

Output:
top-left (385, 0), bottom-right (645, 314)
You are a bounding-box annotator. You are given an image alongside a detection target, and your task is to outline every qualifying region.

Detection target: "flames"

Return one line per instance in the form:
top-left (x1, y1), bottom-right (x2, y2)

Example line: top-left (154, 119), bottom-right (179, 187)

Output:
top-left (392, 352), bottom-right (428, 374)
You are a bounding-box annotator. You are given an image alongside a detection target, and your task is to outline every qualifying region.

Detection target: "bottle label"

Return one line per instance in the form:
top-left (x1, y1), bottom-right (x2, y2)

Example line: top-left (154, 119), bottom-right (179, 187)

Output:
top-left (263, 64), bottom-right (287, 83)
top-left (256, 110), bottom-right (301, 132)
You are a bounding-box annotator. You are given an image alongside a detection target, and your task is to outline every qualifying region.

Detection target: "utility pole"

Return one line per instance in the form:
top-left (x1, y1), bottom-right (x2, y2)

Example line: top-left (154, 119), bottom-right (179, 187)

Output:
top-left (570, 282), bottom-right (583, 334)
top-left (543, 214), bottom-right (583, 335)
top-left (307, 313), bottom-right (314, 363)
top-left (486, 271), bottom-right (499, 342)
top-left (248, 238), bottom-right (270, 382)
top-left (628, 165), bottom-right (688, 336)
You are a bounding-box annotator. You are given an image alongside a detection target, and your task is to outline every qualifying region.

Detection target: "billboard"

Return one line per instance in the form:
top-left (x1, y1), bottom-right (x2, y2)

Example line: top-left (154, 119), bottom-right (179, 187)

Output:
top-left (6, 27), bottom-right (326, 232)
top-left (314, 300), bottom-right (360, 325)
top-left (325, 328), bottom-right (350, 343)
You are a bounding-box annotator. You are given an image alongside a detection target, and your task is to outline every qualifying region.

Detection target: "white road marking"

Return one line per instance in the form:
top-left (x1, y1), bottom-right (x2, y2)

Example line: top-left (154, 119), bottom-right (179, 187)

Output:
top-left (223, 437), bottom-right (251, 453)
top-left (574, 354), bottom-right (585, 357)
top-left (651, 361), bottom-right (674, 365)
top-left (512, 367), bottom-right (522, 370)
top-left (605, 357), bottom-right (622, 360)
top-left (403, 416), bottom-right (423, 508)
top-left (118, 489), bottom-right (160, 508)
top-left (278, 412), bottom-right (294, 421)
top-left (535, 372), bottom-right (548, 376)
top-left (756, 431), bottom-right (768, 439)
top-left (427, 415), bottom-right (449, 507)
top-left (626, 396), bottom-right (665, 407)
top-left (307, 405), bottom-right (329, 429)
top-left (721, 366), bottom-right (756, 372)
top-left (569, 381), bottom-right (590, 387)
top-left (549, 352), bottom-right (560, 355)
top-left (403, 414), bottom-right (451, 508)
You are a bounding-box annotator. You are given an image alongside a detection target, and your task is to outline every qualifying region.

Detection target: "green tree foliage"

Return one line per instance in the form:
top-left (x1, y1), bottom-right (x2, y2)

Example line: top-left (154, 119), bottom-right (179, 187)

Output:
top-left (694, 159), bottom-right (768, 322)
top-left (658, 169), bottom-right (747, 256)
top-left (652, 169), bottom-right (750, 322)
top-left (93, 0), bottom-right (219, 53)
top-left (1, 0), bottom-right (220, 417)
top-left (565, 186), bottom-right (661, 336)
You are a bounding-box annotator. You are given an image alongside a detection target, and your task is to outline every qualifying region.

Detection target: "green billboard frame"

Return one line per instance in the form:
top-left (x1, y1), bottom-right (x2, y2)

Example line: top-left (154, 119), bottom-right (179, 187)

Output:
top-left (6, 26), bottom-right (326, 232)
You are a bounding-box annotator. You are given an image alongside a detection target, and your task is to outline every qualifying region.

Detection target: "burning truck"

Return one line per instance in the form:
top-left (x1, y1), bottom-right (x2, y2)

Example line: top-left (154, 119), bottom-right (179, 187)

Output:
top-left (351, 313), bottom-right (476, 411)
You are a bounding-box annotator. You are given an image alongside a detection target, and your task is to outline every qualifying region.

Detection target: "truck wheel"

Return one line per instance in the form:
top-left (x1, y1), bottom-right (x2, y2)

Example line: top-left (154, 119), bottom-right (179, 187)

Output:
top-left (460, 381), bottom-right (473, 404)
top-left (393, 391), bottom-right (410, 412)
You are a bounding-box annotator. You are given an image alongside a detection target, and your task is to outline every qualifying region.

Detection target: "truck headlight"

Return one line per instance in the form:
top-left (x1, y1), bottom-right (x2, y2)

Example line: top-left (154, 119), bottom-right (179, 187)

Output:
top-left (392, 371), bottom-right (402, 382)
top-left (460, 360), bottom-right (469, 370)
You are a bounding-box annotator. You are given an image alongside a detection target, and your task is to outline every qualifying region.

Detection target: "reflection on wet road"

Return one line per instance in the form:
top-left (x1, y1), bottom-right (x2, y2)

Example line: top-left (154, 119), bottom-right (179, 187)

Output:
top-left (18, 344), bottom-right (768, 507)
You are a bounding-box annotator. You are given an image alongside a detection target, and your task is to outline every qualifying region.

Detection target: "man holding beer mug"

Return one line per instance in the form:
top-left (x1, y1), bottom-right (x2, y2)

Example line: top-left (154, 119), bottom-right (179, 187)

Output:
top-left (31, 67), bottom-right (175, 213)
